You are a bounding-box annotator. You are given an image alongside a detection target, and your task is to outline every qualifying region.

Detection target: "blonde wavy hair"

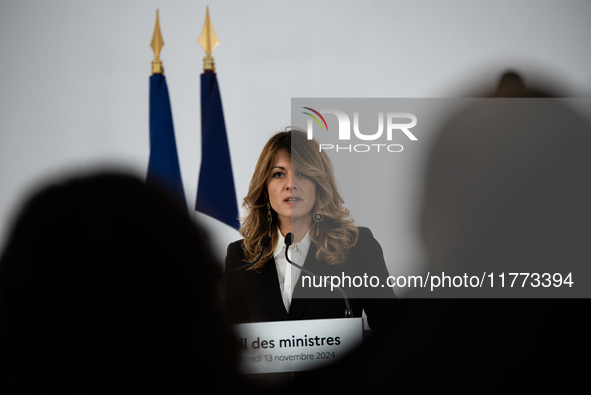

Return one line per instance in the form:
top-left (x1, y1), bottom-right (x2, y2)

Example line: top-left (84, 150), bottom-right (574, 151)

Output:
top-left (240, 129), bottom-right (359, 271)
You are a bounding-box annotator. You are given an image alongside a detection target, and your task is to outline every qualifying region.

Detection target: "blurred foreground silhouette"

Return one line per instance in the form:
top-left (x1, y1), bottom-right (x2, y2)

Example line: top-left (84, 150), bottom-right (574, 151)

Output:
top-left (288, 71), bottom-right (590, 391)
top-left (419, 71), bottom-right (591, 297)
top-left (0, 172), bottom-right (244, 393)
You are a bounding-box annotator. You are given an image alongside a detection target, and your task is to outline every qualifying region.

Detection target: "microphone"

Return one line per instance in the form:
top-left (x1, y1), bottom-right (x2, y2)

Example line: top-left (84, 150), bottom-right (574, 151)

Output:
top-left (284, 232), bottom-right (294, 248)
top-left (284, 232), bottom-right (353, 318)
top-left (221, 235), bottom-right (271, 276)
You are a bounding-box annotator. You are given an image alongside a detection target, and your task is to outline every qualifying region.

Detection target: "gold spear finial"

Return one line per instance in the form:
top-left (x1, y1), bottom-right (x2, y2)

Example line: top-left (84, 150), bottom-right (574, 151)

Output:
top-left (150, 9), bottom-right (164, 74)
top-left (198, 6), bottom-right (220, 72)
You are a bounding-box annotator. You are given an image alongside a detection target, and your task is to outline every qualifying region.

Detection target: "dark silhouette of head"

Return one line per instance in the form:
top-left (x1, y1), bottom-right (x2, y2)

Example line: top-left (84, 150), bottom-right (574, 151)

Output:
top-left (0, 172), bottom-right (240, 393)
top-left (420, 71), bottom-right (591, 296)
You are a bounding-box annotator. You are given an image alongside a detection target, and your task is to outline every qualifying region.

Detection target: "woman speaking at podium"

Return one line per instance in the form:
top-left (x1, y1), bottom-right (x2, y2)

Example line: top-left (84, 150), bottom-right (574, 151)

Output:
top-left (225, 129), bottom-right (396, 330)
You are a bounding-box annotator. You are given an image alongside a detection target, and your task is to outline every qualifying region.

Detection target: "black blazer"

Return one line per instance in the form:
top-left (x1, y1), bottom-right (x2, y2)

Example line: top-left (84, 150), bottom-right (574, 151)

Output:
top-left (224, 227), bottom-right (397, 330)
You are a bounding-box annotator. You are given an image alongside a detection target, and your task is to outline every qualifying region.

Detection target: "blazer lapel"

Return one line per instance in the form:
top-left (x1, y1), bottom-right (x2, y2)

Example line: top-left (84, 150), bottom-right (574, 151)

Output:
top-left (249, 257), bottom-right (291, 321)
top-left (289, 243), bottom-right (331, 319)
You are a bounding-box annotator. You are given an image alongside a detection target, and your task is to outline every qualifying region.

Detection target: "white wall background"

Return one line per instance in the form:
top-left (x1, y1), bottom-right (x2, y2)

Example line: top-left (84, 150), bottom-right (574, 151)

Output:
top-left (1, 0), bottom-right (590, 276)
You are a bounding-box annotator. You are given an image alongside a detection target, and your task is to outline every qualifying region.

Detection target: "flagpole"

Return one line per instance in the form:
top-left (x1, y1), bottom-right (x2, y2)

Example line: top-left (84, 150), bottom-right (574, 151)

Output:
top-left (198, 6), bottom-right (219, 72)
top-left (195, 6), bottom-right (240, 230)
top-left (150, 9), bottom-right (164, 75)
top-left (146, 10), bottom-right (187, 210)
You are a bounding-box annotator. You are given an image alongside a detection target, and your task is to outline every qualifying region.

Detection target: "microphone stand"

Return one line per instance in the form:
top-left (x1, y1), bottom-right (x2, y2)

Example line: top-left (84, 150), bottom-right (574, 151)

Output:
top-left (284, 233), bottom-right (353, 318)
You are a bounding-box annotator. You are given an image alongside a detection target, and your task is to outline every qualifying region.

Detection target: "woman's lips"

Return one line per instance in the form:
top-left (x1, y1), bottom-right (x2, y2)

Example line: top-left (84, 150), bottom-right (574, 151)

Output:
top-left (283, 196), bottom-right (301, 205)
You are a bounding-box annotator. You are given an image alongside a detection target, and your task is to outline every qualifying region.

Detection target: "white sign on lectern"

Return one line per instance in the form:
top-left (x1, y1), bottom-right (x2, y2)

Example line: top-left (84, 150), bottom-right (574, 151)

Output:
top-left (233, 317), bottom-right (363, 374)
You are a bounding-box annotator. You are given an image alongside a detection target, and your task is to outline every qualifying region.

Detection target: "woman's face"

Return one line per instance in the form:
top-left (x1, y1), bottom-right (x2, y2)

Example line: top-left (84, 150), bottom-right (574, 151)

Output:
top-left (266, 150), bottom-right (316, 230)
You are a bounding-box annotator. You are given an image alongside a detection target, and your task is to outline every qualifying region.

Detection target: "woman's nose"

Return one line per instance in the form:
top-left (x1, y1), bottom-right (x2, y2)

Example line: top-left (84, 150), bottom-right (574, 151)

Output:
top-left (285, 173), bottom-right (295, 190)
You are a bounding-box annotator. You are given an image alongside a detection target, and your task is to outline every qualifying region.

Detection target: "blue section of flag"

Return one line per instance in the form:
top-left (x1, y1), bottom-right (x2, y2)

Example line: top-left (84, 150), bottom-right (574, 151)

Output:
top-left (146, 74), bottom-right (187, 208)
top-left (196, 71), bottom-right (239, 229)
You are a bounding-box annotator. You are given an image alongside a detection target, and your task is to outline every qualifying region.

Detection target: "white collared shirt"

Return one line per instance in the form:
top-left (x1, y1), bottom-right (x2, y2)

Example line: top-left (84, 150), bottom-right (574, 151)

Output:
top-left (274, 228), bottom-right (311, 313)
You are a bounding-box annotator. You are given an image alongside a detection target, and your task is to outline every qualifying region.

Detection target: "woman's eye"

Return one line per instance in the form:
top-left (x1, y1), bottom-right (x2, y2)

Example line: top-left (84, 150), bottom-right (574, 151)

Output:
top-left (272, 172), bottom-right (284, 178)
